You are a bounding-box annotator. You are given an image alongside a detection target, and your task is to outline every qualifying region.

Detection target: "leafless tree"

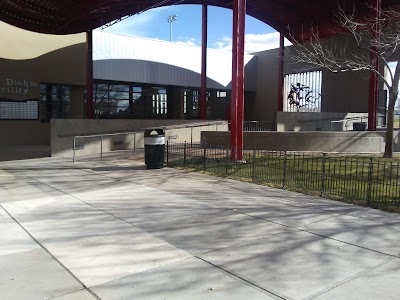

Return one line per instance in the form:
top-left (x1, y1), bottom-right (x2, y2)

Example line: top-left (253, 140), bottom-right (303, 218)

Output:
top-left (290, 5), bottom-right (400, 158)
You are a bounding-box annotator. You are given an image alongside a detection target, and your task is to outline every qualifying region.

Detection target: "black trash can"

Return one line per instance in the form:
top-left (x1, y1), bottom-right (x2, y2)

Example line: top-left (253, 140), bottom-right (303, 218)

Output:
top-left (144, 129), bottom-right (165, 169)
top-left (353, 122), bottom-right (366, 131)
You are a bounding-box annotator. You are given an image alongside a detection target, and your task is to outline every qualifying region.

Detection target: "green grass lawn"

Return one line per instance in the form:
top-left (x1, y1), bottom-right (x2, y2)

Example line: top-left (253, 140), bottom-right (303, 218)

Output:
top-left (168, 150), bottom-right (400, 212)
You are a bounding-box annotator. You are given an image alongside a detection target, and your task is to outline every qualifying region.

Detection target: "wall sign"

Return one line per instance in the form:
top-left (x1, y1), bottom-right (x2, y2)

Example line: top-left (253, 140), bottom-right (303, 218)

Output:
top-left (0, 99), bottom-right (39, 120)
top-left (0, 79), bottom-right (38, 97)
top-left (0, 79), bottom-right (39, 120)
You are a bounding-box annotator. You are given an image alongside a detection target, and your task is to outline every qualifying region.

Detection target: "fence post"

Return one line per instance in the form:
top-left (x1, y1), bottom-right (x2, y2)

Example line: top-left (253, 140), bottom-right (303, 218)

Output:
top-left (320, 153), bottom-right (327, 196)
top-left (225, 147), bottom-right (229, 174)
top-left (166, 140), bottom-right (169, 164)
top-left (100, 136), bottom-right (103, 160)
top-left (367, 158), bottom-right (373, 205)
top-left (203, 144), bottom-right (207, 171)
top-left (252, 148), bottom-right (256, 182)
top-left (183, 142), bottom-right (187, 167)
top-left (73, 137), bottom-right (76, 163)
top-left (282, 151), bottom-right (288, 188)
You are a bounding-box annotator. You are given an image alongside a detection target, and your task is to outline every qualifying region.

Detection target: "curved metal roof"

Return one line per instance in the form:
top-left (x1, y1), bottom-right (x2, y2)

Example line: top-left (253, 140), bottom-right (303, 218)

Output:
top-left (0, 0), bottom-right (399, 40)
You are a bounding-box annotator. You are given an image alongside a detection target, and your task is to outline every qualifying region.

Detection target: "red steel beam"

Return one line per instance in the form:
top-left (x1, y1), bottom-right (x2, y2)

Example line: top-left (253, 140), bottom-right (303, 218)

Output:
top-left (86, 30), bottom-right (94, 119)
top-left (368, 53), bottom-right (378, 131)
top-left (368, 0), bottom-right (381, 131)
top-left (235, 0), bottom-right (246, 161)
top-left (230, 0), bottom-right (239, 160)
top-left (278, 32), bottom-right (284, 112)
top-left (200, 4), bottom-right (208, 120)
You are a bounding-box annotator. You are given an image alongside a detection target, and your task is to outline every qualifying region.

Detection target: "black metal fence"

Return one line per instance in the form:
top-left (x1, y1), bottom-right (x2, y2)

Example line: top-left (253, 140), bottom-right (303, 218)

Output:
top-left (166, 142), bottom-right (400, 210)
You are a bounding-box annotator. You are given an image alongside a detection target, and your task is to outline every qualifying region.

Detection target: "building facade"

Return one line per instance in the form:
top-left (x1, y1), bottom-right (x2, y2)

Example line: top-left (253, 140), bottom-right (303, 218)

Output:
top-left (0, 21), bottom-right (380, 146)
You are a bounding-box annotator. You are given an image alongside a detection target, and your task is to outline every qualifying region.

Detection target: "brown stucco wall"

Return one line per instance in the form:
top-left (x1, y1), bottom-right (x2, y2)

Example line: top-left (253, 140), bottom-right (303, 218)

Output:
top-left (0, 22), bottom-right (86, 146)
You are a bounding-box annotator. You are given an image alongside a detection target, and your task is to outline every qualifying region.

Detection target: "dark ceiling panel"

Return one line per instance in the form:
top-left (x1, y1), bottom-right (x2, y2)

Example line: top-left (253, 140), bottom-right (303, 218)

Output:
top-left (0, 0), bottom-right (399, 41)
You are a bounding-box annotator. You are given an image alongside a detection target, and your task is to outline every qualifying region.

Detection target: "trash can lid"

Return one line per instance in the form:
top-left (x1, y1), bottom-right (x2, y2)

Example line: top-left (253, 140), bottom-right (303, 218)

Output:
top-left (144, 128), bottom-right (165, 137)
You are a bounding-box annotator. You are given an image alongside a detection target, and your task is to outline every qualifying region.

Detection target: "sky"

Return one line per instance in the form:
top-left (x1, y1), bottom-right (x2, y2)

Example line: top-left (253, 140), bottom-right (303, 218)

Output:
top-left (97, 4), bottom-right (399, 95)
top-left (99, 4), bottom-right (285, 53)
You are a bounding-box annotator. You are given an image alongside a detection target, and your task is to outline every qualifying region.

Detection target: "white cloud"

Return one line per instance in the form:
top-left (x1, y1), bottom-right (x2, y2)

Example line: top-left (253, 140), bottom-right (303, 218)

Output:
top-left (212, 32), bottom-right (292, 53)
top-left (174, 38), bottom-right (198, 47)
top-left (100, 6), bottom-right (171, 36)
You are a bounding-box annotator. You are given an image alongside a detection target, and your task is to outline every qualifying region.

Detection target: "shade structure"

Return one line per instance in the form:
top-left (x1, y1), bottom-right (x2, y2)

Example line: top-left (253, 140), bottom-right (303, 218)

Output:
top-left (1, 0), bottom-right (399, 41)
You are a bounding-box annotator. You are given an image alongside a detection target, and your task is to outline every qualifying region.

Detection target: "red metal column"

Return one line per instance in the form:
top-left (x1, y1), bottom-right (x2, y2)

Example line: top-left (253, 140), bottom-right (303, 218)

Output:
top-left (368, 0), bottom-right (381, 131)
top-left (200, 4), bottom-right (208, 120)
top-left (230, 0), bottom-right (239, 160)
top-left (368, 54), bottom-right (379, 131)
top-left (86, 30), bottom-right (94, 119)
top-left (235, 0), bottom-right (246, 161)
top-left (278, 33), bottom-right (284, 112)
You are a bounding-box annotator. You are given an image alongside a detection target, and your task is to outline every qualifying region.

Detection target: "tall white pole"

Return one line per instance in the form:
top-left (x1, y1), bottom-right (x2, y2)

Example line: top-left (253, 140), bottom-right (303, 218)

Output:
top-left (167, 15), bottom-right (177, 42)
top-left (170, 21), bottom-right (172, 42)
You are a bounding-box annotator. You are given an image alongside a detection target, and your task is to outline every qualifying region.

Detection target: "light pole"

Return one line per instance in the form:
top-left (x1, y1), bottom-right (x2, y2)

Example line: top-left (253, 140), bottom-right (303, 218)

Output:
top-left (167, 14), bottom-right (177, 42)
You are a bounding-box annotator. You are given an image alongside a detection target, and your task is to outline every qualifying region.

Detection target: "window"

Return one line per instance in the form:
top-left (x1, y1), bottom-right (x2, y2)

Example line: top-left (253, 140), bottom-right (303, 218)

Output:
top-left (40, 83), bottom-right (70, 121)
top-left (94, 82), bottom-right (130, 118)
top-left (151, 88), bottom-right (167, 115)
top-left (284, 71), bottom-right (322, 112)
top-left (94, 83), bottom-right (109, 116)
top-left (93, 81), bottom-right (168, 118)
top-left (217, 91), bottom-right (227, 98)
top-left (109, 84), bottom-right (130, 114)
top-left (192, 90), bottom-right (199, 113)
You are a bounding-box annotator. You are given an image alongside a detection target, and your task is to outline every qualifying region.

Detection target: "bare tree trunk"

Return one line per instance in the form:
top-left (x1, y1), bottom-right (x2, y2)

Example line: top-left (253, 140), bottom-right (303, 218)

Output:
top-left (384, 90), bottom-right (395, 158)
top-left (383, 59), bottom-right (400, 158)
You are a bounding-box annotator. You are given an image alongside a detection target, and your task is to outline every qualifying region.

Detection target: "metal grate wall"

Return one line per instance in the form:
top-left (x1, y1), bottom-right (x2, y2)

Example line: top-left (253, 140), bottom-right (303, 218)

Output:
top-left (284, 71), bottom-right (322, 112)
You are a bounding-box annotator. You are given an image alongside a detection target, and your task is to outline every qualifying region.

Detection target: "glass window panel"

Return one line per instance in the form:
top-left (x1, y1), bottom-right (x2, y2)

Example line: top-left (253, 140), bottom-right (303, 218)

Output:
top-left (109, 90), bottom-right (129, 100)
top-left (217, 91), bottom-right (227, 98)
top-left (109, 85), bottom-right (129, 92)
top-left (39, 83), bottom-right (71, 120)
top-left (133, 93), bottom-right (141, 101)
top-left (110, 99), bottom-right (129, 114)
top-left (96, 101), bottom-right (109, 113)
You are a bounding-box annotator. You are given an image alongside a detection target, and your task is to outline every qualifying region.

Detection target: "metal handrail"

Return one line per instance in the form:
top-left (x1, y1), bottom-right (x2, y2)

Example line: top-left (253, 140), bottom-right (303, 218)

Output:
top-left (72, 121), bottom-right (227, 163)
top-left (73, 131), bottom-right (141, 163)
top-left (63, 120), bottom-right (226, 138)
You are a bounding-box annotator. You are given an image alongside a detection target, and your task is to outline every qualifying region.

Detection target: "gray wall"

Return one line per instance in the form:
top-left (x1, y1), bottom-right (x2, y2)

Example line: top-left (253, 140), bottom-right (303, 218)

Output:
top-left (250, 34), bottom-right (385, 121)
top-left (250, 48), bottom-right (280, 121)
top-left (94, 60), bottom-right (229, 90)
top-left (51, 119), bottom-right (228, 158)
top-left (276, 112), bottom-right (369, 132)
top-left (201, 131), bottom-right (399, 153)
top-left (322, 70), bottom-right (370, 112)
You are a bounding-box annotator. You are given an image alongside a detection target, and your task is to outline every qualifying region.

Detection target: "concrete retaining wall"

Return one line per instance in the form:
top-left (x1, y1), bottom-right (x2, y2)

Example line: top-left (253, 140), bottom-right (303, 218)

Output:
top-left (201, 131), bottom-right (400, 153)
top-left (276, 112), bottom-right (369, 132)
top-left (51, 119), bottom-right (228, 158)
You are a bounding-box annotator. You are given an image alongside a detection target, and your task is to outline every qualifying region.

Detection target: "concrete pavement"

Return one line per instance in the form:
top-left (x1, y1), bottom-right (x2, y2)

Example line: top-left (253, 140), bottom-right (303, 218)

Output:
top-left (1, 155), bottom-right (400, 300)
